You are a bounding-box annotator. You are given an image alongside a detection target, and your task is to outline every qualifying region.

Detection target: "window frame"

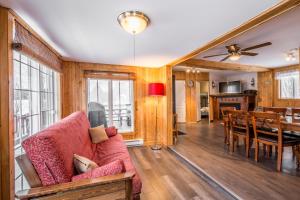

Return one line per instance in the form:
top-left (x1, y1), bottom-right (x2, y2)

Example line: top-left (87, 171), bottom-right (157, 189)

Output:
top-left (13, 51), bottom-right (61, 192)
top-left (86, 76), bottom-right (136, 135)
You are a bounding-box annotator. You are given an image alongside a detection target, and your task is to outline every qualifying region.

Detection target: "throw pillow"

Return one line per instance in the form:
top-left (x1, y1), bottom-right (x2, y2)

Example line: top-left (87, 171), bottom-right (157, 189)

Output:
top-left (105, 126), bottom-right (118, 137)
top-left (89, 125), bottom-right (109, 143)
top-left (73, 154), bottom-right (98, 174)
top-left (72, 160), bottom-right (125, 181)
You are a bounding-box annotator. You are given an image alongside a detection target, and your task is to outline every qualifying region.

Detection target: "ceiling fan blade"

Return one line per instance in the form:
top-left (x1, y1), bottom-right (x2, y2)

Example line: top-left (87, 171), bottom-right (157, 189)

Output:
top-left (241, 42), bottom-right (272, 51)
top-left (220, 55), bottom-right (230, 62)
top-left (240, 52), bottom-right (258, 56)
top-left (203, 53), bottom-right (228, 58)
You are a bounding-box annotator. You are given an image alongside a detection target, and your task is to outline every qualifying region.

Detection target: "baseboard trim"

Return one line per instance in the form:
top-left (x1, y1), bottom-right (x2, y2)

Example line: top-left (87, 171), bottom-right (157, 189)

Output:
top-left (168, 146), bottom-right (241, 200)
top-left (125, 139), bottom-right (144, 147)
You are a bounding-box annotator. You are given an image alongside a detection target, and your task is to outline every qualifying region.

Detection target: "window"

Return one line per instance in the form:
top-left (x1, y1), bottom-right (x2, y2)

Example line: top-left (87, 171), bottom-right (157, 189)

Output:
top-left (13, 51), bottom-right (60, 192)
top-left (87, 78), bottom-right (134, 133)
top-left (276, 70), bottom-right (300, 99)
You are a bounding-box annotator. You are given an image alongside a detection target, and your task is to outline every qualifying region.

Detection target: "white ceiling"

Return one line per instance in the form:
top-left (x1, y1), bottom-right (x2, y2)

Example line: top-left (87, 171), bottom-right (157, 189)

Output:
top-left (196, 6), bottom-right (300, 68)
top-left (0, 0), bottom-right (280, 67)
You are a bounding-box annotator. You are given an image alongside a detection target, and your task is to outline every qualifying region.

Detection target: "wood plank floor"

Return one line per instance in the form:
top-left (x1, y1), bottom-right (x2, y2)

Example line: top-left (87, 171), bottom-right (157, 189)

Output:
top-left (128, 146), bottom-right (232, 200)
top-left (171, 120), bottom-right (300, 200)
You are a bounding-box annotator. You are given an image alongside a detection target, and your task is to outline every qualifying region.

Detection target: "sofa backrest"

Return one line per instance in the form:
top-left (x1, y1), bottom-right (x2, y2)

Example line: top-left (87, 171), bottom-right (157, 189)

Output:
top-left (22, 111), bottom-right (94, 186)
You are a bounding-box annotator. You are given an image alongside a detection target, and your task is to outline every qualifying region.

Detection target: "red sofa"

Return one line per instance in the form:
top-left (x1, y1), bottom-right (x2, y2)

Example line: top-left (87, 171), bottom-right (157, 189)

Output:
top-left (22, 111), bottom-right (142, 198)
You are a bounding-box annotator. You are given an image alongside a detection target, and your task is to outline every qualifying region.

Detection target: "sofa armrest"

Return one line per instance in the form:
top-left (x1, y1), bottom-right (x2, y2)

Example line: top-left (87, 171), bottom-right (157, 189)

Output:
top-left (15, 171), bottom-right (135, 200)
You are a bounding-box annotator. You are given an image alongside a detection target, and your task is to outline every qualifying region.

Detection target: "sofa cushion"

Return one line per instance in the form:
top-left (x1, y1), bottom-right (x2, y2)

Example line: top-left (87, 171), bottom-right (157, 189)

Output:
top-left (89, 125), bottom-right (109, 143)
top-left (71, 160), bottom-right (125, 182)
top-left (73, 154), bottom-right (99, 174)
top-left (93, 134), bottom-right (142, 195)
top-left (22, 111), bottom-right (94, 185)
top-left (105, 126), bottom-right (118, 137)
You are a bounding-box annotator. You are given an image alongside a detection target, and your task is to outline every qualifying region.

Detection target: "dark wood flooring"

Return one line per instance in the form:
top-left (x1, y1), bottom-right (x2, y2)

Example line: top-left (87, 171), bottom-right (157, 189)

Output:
top-left (128, 146), bottom-right (232, 200)
top-left (170, 120), bottom-right (300, 200)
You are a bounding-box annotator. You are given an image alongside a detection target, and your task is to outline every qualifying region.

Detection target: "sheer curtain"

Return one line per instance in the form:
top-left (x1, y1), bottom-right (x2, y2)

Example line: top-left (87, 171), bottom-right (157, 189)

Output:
top-left (275, 70), bottom-right (300, 99)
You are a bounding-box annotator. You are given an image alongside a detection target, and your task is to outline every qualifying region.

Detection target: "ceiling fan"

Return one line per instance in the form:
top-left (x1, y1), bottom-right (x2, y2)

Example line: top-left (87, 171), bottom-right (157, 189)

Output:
top-left (203, 42), bottom-right (272, 62)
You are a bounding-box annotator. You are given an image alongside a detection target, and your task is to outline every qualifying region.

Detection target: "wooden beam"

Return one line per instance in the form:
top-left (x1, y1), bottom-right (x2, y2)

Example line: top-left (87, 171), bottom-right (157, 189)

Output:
top-left (0, 7), bottom-right (14, 200)
top-left (180, 59), bottom-right (270, 72)
top-left (169, 0), bottom-right (300, 66)
top-left (7, 8), bottom-right (62, 58)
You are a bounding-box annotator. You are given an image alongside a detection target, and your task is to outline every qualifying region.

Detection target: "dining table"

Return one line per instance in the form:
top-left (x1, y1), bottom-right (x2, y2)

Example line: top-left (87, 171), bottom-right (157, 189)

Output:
top-left (229, 114), bottom-right (300, 153)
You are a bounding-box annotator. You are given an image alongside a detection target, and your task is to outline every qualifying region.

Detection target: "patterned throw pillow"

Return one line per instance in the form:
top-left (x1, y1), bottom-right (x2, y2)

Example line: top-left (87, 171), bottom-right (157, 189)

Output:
top-left (89, 125), bottom-right (109, 143)
top-left (72, 160), bottom-right (125, 181)
top-left (73, 154), bottom-right (98, 174)
top-left (105, 126), bottom-right (118, 137)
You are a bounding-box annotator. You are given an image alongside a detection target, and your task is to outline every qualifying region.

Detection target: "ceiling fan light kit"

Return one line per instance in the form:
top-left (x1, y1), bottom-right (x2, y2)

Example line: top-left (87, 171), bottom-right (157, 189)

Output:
top-left (229, 52), bottom-right (240, 61)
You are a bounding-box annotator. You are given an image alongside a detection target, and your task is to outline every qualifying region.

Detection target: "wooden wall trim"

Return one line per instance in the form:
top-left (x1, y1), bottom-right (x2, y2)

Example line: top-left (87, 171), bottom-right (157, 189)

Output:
top-left (13, 21), bottom-right (62, 72)
top-left (0, 7), bottom-right (14, 200)
top-left (180, 59), bottom-right (270, 72)
top-left (8, 8), bottom-right (62, 58)
top-left (169, 0), bottom-right (300, 66)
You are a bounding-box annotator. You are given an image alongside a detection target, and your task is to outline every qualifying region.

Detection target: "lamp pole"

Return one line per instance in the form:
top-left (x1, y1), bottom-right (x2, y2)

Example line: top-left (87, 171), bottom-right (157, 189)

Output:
top-left (151, 96), bottom-right (161, 150)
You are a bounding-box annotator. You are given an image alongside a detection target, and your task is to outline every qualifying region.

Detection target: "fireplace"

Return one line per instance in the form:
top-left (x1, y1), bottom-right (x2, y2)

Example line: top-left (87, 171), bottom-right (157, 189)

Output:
top-left (210, 93), bottom-right (256, 121)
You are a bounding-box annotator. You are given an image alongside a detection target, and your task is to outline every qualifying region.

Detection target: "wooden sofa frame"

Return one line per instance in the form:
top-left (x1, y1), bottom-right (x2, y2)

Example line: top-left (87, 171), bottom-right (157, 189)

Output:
top-left (15, 154), bottom-right (135, 200)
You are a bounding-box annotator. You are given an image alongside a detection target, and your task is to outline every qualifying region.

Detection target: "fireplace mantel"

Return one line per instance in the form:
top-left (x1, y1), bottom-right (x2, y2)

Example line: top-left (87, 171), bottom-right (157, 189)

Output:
top-left (209, 93), bottom-right (256, 121)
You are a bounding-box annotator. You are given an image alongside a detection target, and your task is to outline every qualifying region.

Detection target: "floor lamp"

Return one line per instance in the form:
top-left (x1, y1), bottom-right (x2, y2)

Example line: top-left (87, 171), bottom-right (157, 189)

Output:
top-left (148, 83), bottom-right (165, 150)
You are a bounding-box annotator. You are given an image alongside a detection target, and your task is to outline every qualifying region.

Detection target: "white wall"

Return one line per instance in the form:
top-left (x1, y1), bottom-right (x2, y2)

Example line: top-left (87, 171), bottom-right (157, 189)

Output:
top-left (226, 72), bottom-right (257, 90)
top-left (209, 72), bottom-right (257, 94)
top-left (209, 73), bottom-right (226, 94)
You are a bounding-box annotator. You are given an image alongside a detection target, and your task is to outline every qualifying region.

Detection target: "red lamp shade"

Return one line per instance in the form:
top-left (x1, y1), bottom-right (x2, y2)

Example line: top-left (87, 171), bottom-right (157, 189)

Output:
top-left (148, 83), bottom-right (165, 96)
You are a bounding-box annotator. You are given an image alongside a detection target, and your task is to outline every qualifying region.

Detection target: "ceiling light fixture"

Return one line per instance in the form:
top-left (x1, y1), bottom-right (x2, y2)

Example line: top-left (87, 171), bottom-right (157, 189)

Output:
top-left (285, 49), bottom-right (298, 62)
top-left (229, 52), bottom-right (240, 61)
top-left (118, 11), bottom-right (150, 35)
top-left (118, 11), bottom-right (150, 65)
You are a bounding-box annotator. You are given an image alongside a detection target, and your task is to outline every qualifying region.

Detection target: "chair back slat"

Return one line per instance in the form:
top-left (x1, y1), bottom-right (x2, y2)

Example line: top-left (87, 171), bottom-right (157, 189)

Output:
top-left (292, 108), bottom-right (300, 123)
top-left (251, 111), bottom-right (282, 139)
top-left (281, 122), bottom-right (300, 132)
top-left (16, 154), bottom-right (42, 188)
top-left (263, 107), bottom-right (287, 117)
top-left (221, 107), bottom-right (236, 118)
top-left (229, 110), bottom-right (249, 130)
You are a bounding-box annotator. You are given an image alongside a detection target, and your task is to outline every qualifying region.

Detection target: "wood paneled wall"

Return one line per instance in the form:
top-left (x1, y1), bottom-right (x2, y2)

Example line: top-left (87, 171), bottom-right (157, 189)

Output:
top-left (62, 62), bottom-right (172, 146)
top-left (258, 63), bottom-right (300, 107)
top-left (173, 71), bottom-right (209, 122)
top-left (257, 71), bottom-right (273, 107)
top-left (0, 7), bottom-right (14, 200)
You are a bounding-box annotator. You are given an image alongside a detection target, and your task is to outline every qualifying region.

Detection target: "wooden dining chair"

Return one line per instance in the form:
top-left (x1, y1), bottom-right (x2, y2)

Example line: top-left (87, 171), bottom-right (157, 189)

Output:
top-left (173, 113), bottom-right (179, 145)
top-left (281, 123), bottom-right (300, 169)
top-left (221, 107), bottom-right (236, 144)
top-left (252, 112), bottom-right (300, 171)
top-left (263, 107), bottom-right (287, 117)
top-left (229, 110), bottom-right (252, 157)
top-left (291, 108), bottom-right (300, 123)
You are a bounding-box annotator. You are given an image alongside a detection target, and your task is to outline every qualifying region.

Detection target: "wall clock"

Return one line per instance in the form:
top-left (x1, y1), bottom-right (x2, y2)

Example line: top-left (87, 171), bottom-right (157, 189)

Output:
top-left (188, 80), bottom-right (194, 87)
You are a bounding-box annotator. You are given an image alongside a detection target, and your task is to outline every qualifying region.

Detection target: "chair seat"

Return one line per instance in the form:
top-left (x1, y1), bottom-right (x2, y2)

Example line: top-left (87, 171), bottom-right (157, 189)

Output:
top-left (258, 134), bottom-right (300, 145)
top-left (257, 127), bottom-right (278, 133)
top-left (283, 131), bottom-right (300, 138)
top-left (233, 126), bottom-right (254, 137)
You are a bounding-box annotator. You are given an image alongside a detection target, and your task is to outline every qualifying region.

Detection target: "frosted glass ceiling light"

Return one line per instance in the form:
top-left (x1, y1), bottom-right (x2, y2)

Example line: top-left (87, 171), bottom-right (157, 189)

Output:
top-left (118, 11), bottom-right (150, 35)
top-left (118, 11), bottom-right (150, 65)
